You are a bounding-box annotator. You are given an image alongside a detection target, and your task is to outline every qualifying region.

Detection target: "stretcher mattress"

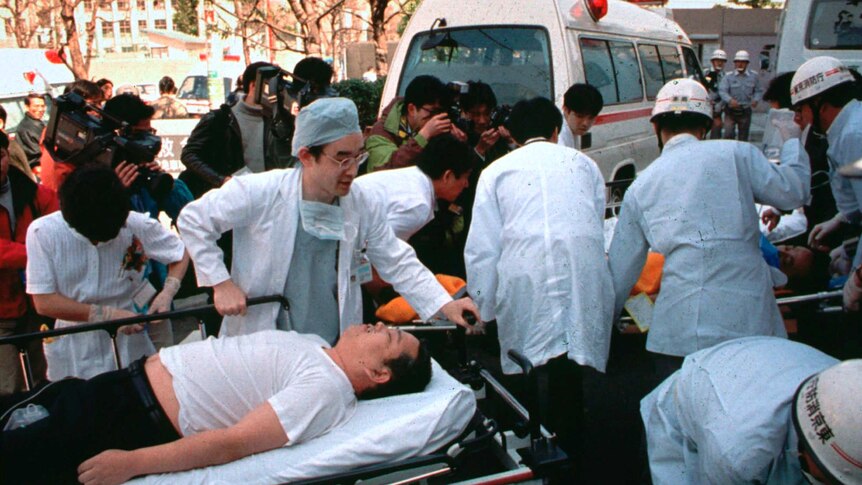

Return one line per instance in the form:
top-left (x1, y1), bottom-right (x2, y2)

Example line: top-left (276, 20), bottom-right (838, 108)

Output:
top-left (127, 359), bottom-right (476, 484)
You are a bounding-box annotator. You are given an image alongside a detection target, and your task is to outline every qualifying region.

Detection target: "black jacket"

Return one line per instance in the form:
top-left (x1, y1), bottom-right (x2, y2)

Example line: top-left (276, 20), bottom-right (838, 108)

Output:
top-left (14, 115), bottom-right (45, 165)
top-left (179, 103), bottom-right (292, 198)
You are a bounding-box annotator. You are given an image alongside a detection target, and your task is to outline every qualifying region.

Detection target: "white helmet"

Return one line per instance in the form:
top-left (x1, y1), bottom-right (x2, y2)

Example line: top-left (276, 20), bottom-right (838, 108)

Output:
top-left (793, 360), bottom-right (862, 485)
top-left (650, 78), bottom-right (713, 123)
top-left (790, 56), bottom-right (856, 105)
top-left (711, 49), bottom-right (727, 61)
top-left (734, 50), bottom-right (750, 62)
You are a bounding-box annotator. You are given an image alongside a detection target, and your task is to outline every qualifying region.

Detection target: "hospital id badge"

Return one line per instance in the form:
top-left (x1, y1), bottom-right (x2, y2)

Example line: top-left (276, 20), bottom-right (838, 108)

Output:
top-left (351, 249), bottom-right (373, 284)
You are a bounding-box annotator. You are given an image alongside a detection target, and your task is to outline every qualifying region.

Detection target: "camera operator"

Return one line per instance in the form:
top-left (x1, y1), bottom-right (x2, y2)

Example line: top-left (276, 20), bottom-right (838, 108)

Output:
top-left (459, 81), bottom-right (512, 164)
top-left (365, 75), bottom-right (467, 173)
top-left (179, 61), bottom-right (293, 199)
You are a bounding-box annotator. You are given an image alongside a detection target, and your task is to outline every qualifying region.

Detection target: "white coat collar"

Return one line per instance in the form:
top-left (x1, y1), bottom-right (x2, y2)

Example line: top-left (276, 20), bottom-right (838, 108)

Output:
top-left (662, 133), bottom-right (699, 151)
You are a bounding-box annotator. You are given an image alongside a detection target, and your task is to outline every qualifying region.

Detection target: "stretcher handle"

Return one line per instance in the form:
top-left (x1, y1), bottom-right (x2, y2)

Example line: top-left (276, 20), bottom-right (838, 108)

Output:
top-left (0, 295), bottom-right (288, 348)
top-left (506, 350), bottom-right (542, 442)
top-left (775, 290), bottom-right (843, 306)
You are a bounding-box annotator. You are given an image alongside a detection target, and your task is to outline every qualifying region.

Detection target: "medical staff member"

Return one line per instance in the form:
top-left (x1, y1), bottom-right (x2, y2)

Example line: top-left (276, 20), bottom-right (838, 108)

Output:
top-left (719, 50), bottom-right (763, 141)
top-left (609, 79), bottom-right (810, 380)
top-left (465, 97), bottom-right (613, 455)
top-left (790, 56), bottom-right (862, 312)
top-left (179, 98), bottom-right (479, 343)
top-left (642, 336), bottom-right (862, 485)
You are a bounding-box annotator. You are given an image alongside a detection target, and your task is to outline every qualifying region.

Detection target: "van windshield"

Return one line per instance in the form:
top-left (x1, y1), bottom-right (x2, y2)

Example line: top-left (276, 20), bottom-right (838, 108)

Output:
top-left (808, 0), bottom-right (862, 50)
top-left (399, 26), bottom-right (552, 106)
top-left (178, 76), bottom-right (208, 99)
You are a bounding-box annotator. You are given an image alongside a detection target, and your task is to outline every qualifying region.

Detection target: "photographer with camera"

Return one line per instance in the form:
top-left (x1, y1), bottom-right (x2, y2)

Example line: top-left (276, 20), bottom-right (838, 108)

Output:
top-left (365, 75), bottom-right (467, 173)
top-left (458, 81), bottom-right (512, 163)
top-left (179, 61), bottom-right (293, 199)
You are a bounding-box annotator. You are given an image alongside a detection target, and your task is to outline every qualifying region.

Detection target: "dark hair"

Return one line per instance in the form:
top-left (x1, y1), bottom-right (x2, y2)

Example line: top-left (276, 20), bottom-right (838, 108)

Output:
top-left (0, 104), bottom-right (6, 124)
top-left (763, 72), bottom-right (795, 109)
top-left (24, 93), bottom-right (45, 106)
top-left (819, 80), bottom-right (861, 109)
top-left (563, 83), bottom-right (604, 116)
top-left (59, 165), bottom-right (130, 242)
top-left (103, 93), bottom-right (155, 128)
top-left (294, 57), bottom-right (333, 92)
top-left (360, 341), bottom-right (432, 400)
top-left (508, 97), bottom-right (562, 144)
top-left (416, 134), bottom-right (475, 179)
top-left (653, 112), bottom-right (712, 135)
top-left (785, 248), bottom-right (832, 294)
top-left (403, 75), bottom-right (448, 114)
top-left (0, 131), bottom-right (8, 150)
top-left (461, 81), bottom-right (497, 112)
top-left (241, 61), bottom-right (274, 94)
top-left (158, 76), bottom-right (176, 94)
top-left (64, 80), bottom-right (103, 103)
top-left (96, 78), bottom-right (113, 88)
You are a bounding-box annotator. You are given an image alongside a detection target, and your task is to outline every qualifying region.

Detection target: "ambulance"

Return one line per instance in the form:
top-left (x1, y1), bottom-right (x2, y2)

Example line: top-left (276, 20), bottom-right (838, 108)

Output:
top-left (382, 0), bottom-right (704, 202)
top-left (774, 0), bottom-right (862, 74)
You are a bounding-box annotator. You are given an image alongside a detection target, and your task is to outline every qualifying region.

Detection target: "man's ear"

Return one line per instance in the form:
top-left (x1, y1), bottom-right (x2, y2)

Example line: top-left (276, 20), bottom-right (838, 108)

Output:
top-left (364, 365), bottom-right (392, 385)
top-left (406, 103), bottom-right (418, 118)
top-left (441, 169), bottom-right (456, 183)
top-left (297, 147), bottom-right (315, 168)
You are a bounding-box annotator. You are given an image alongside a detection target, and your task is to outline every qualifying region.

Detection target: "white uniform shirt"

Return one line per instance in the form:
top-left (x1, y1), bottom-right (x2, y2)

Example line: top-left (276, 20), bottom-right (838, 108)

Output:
top-left (608, 135), bottom-right (810, 357)
top-left (641, 337), bottom-right (837, 485)
top-left (557, 119), bottom-right (578, 150)
top-left (352, 166), bottom-right (435, 240)
top-left (465, 141), bottom-right (613, 374)
top-left (160, 330), bottom-right (356, 443)
top-left (178, 168), bottom-right (452, 337)
top-left (826, 99), bottom-right (862, 267)
top-left (757, 204), bottom-right (807, 243)
top-left (25, 211), bottom-right (185, 380)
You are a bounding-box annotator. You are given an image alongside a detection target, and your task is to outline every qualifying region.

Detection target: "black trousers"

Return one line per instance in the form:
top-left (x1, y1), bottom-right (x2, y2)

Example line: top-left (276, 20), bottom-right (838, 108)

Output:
top-left (0, 358), bottom-right (180, 484)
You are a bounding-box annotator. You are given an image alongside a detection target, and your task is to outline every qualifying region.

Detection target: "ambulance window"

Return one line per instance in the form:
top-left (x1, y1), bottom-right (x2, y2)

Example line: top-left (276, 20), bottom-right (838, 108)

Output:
top-left (681, 46), bottom-right (708, 86)
top-left (808, 0), bottom-right (862, 49)
top-left (610, 41), bottom-right (643, 102)
top-left (580, 38), bottom-right (618, 103)
top-left (658, 45), bottom-right (683, 81)
top-left (638, 44), bottom-right (664, 99)
top-left (399, 27), bottom-right (552, 106)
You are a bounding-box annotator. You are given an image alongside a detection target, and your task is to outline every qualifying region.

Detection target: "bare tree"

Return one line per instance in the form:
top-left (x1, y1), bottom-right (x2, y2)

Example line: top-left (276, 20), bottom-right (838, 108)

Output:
top-left (55, 0), bottom-right (99, 79)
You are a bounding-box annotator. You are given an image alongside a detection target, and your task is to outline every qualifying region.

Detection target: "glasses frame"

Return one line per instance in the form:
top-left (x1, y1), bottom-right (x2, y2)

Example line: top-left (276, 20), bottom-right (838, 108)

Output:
top-left (320, 151), bottom-right (369, 168)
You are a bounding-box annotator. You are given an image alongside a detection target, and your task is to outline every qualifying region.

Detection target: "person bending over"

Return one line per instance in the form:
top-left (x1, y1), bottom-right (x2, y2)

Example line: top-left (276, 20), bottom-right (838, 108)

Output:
top-left (1, 323), bottom-right (431, 485)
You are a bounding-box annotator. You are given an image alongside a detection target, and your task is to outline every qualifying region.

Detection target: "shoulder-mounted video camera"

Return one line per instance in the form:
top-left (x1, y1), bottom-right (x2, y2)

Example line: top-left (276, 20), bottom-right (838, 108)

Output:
top-left (43, 92), bottom-right (173, 198)
top-left (253, 65), bottom-right (336, 146)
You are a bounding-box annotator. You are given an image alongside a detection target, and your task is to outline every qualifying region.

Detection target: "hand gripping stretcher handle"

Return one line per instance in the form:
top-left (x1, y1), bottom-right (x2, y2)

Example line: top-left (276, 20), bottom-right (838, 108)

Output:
top-left (0, 295), bottom-right (288, 391)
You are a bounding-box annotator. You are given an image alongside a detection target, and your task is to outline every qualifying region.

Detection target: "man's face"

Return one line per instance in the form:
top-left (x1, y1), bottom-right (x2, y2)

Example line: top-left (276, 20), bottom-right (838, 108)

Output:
top-left (711, 59), bottom-right (726, 71)
top-left (131, 117), bottom-right (155, 135)
top-left (301, 132), bottom-right (364, 200)
top-left (406, 102), bottom-right (444, 132)
top-left (1, 147), bottom-right (9, 183)
top-left (102, 83), bottom-right (113, 100)
top-left (734, 60), bottom-right (749, 72)
top-left (564, 107), bottom-right (597, 136)
top-left (463, 104), bottom-right (492, 134)
top-left (341, 322), bottom-right (420, 376)
top-left (778, 245), bottom-right (814, 280)
top-left (796, 103), bottom-right (817, 131)
top-left (26, 98), bottom-right (46, 120)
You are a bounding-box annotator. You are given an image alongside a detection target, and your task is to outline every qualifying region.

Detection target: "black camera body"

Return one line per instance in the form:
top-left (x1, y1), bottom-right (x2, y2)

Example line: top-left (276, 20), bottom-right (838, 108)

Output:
top-left (43, 92), bottom-right (172, 198)
top-left (253, 66), bottom-right (336, 148)
top-left (490, 104), bottom-right (512, 129)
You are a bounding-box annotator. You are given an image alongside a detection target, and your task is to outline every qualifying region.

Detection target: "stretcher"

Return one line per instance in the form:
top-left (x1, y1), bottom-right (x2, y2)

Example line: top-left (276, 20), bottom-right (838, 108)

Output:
top-left (0, 297), bottom-right (571, 484)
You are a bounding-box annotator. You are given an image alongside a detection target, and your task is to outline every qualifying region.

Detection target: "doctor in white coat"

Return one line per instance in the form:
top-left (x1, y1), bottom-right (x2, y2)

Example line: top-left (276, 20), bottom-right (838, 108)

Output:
top-left (465, 97), bottom-right (613, 455)
top-left (179, 98), bottom-right (480, 341)
top-left (608, 79), bottom-right (810, 380)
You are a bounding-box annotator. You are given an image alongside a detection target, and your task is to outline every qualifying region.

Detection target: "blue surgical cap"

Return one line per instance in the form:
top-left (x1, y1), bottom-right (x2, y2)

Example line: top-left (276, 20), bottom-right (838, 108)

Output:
top-left (292, 97), bottom-right (361, 154)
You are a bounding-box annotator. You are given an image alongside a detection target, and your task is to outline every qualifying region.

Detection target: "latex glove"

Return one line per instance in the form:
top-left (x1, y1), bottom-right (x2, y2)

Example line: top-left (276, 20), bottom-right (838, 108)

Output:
top-left (213, 279), bottom-right (247, 316)
top-left (844, 267), bottom-right (861, 312)
top-left (808, 213), bottom-right (845, 251)
top-left (148, 276), bottom-right (181, 324)
top-left (439, 297), bottom-right (484, 335)
top-left (89, 305), bottom-right (143, 335)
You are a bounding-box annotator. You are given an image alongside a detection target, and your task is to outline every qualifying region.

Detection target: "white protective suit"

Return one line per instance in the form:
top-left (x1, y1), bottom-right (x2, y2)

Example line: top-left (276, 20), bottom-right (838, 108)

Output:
top-left (609, 135), bottom-right (810, 357)
top-left (641, 336), bottom-right (837, 485)
top-left (826, 99), bottom-right (862, 267)
top-left (465, 141), bottom-right (613, 374)
top-left (351, 166), bottom-right (435, 240)
top-left (178, 168), bottom-right (452, 337)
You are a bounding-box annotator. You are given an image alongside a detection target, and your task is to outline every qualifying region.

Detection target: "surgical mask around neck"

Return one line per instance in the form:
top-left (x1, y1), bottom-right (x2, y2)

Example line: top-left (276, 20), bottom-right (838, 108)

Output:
top-left (299, 199), bottom-right (346, 241)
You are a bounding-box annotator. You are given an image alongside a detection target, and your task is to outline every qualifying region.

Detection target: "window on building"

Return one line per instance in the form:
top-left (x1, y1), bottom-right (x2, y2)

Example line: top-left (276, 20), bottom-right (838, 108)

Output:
top-left (101, 21), bottom-right (113, 36)
top-left (138, 19), bottom-right (147, 30)
top-left (154, 18), bottom-right (166, 29)
top-left (136, 0), bottom-right (145, 8)
top-left (117, 0), bottom-right (129, 8)
top-left (580, 37), bottom-right (643, 105)
top-left (84, 0), bottom-right (93, 10)
top-left (119, 20), bottom-right (131, 34)
top-left (98, 0), bottom-right (111, 9)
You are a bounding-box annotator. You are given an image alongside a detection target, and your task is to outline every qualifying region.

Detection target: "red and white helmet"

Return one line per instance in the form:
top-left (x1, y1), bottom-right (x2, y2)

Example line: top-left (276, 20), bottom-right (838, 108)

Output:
top-left (790, 56), bottom-right (856, 105)
top-left (793, 359), bottom-right (862, 485)
top-left (650, 78), bottom-right (712, 123)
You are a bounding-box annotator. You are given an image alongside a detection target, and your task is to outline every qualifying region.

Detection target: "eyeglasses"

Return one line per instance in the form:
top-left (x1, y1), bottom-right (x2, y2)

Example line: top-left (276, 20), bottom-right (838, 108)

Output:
top-left (420, 105), bottom-right (445, 116)
top-left (321, 151), bottom-right (369, 168)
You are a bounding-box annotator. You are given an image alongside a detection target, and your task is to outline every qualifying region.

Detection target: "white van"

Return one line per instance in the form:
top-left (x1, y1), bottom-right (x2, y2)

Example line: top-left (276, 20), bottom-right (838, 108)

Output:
top-left (0, 48), bottom-right (73, 130)
top-left (774, 0), bottom-right (862, 74)
top-left (382, 0), bottom-right (703, 200)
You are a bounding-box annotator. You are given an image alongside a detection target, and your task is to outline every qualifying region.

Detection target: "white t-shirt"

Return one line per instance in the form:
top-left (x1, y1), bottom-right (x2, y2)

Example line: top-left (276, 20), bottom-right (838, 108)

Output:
top-left (25, 211), bottom-right (185, 380)
top-left (159, 331), bottom-right (357, 445)
top-left (352, 166), bottom-right (436, 240)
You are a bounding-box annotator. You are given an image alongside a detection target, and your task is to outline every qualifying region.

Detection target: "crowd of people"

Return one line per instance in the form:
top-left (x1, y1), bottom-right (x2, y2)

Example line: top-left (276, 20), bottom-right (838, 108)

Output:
top-left (0, 52), bottom-right (860, 485)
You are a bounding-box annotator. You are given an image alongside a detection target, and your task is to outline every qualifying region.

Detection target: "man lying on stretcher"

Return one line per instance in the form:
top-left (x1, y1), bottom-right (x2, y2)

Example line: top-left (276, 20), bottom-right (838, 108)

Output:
top-left (0, 323), bottom-right (430, 485)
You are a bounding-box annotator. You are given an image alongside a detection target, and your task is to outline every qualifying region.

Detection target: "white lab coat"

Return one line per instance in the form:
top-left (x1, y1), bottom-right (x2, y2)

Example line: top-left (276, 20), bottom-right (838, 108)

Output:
top-left (641, 337), bottom-right (837, 485)
top-left (352, 166), bottom-right (435, 240)
top-left (826, 99), bottom-right (862, 267)
top-left (178, 168), bottom-right (452, 337)
top-left (465, 141), bottom-right (613, 374)
top-left (608, 135), bottom-right (810, 357)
